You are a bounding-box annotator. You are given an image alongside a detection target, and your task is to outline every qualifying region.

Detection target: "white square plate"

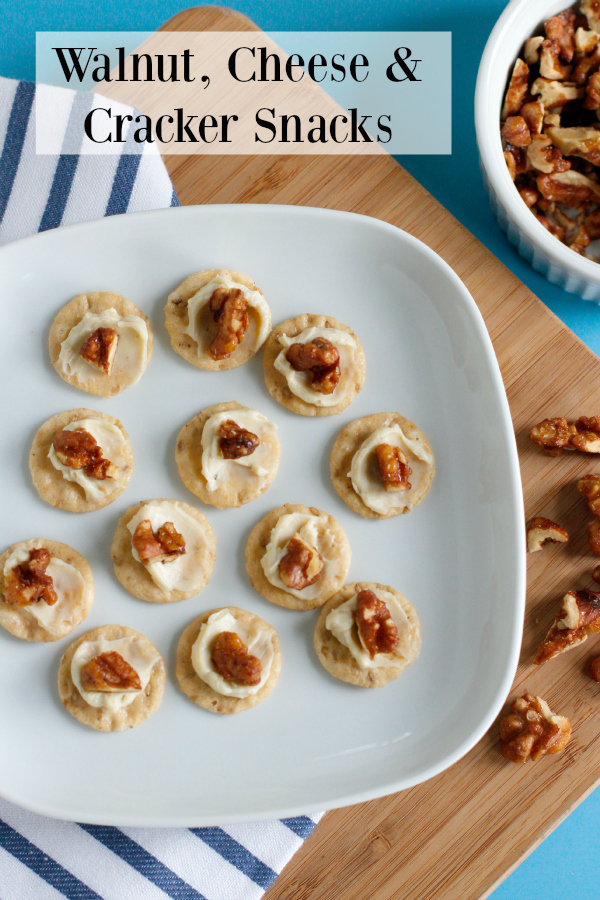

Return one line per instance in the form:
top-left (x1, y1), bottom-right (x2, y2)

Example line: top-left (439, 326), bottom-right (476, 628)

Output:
top-left (0, 204), bottom-right (525, 826)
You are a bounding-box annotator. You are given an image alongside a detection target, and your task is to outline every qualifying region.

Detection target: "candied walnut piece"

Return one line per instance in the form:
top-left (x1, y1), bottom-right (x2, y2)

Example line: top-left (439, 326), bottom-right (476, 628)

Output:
top-left (537, 171), bottom-right (598, 206)
top-left (530, 416), bottom-right (600, 455)
top-left (535, 214), bottom-right (567, 240)
top-left (575, 26), bottom-right (599, 54)
top-left (3, 548), bottom-right (58, 607)
top-left (529, 417), bottom-right (570, 454)
top-left (582, 0), bottom-right (600, 34)
top-left (375, 443), bottom-right (412, 492)
top-left (545, 9), bottom-right (576, 62)
top-left (217, 419), bottom-right (259, 460)
top-left (520, 101), bottom-right (544, 135)
top-left (519, 186), bottom-right (540, 207)
top-left (587, 518), bottom-right (600, 553)
top-left (504, 147), bottom-right (526, 180)
top-left (527, 134), bottom-right (571, 174)
top-left (79, 327), bottom-right (119, 375)
top-left (278, 531), bottom-right (324, 591)
top-left (355, 589), bottom-right (399, 659)
top-left (546, 125), bottom-right (600, 165)
top-left (207, 288), bottom-right (249, 360)
top-left (570, 416), bottom-right (600, 452)
top-left (286, 336), bottom-right (341, 395)
top-left (578, 473), bottom-right (600, 515)
top-left (531, 77), bottom-right (584, 107)
top-left (502, 59), bottom-right (530, 119)
top-left (52, 428), bottom-right (114, 480)
top-left (539, 39), bottom-right (571, 80)
top-left (535, 589), bottom-right (600, 664)
top-left (502, 116), bottom-right (531, 147)
top-left (524, 36), bottom-right (544, 65)
top-left (500, 693), bottom-right (571, 763)
top-left (590, 656), bottom-right (600, 680)
top-left (568, 224), bottom-right (591, 253)
top-left (526, 516), bottom-right (569, 552)
top-left (585, 70), bottom-right (600, 107)
top-left (584, 207), bottom-right (600, 238)
top-left (504, 150), bottom-right (517, 180)
top-left (80, 651), bottom-right (142, 693)
top-left (132, 519), bottom-right (186, 566)
top-left (211, 631), bottom-right (261, 686)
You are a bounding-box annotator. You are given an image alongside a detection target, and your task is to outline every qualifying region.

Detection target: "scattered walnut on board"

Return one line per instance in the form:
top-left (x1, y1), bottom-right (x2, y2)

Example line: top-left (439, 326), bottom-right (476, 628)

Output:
top-left (535, 589), bottom-right (600, 664)
top-left (526, 517), bottom-right (569, 552)
top-left (529, 416), bottom-right (600, 454)
top-left (499, 693), bottom-right (571, 763)
top-left (589, 656), bottom-right (600, 680)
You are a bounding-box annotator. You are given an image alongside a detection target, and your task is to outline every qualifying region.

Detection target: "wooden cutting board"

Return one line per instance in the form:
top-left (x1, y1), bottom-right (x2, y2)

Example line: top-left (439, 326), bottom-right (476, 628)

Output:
top-left (160, 7), bottom-right (600, 899)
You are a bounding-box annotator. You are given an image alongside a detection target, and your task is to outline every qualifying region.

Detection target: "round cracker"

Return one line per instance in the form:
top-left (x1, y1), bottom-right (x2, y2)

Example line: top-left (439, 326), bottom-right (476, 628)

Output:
top-left (0, 538), bottom-right (93, 642)
top-left (175, 401), bottom-right (280, 509)
top-left (48, 292), bottom-right (153, 398)
top-left (164, 268), bottom-right (271, 371)
top-left (330, 412), bottom-right (435, 519)
top-left (263, 314), bottom-right (366, 417)
top-left (176, 607), bottom-right (281, 715)
top-left (29, 408), bottom-right (134, 513)
top-left (58, 624), bottom-right (165, 732)
top-left (314, 582), bottom-right (421, 688)
top-left (245, 503), bottom-right (351, 610)
top-left (111, 498), bottom-right (216, 603)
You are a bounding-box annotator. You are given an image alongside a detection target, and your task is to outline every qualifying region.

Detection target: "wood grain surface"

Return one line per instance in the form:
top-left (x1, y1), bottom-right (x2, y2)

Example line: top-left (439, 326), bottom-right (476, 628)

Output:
top-left (159, 7), bottom-right (600, 899)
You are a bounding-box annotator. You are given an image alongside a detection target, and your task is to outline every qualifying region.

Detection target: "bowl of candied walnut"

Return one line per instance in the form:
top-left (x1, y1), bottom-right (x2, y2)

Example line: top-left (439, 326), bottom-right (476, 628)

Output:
top-left (476, 0), bottom-right (600, 300)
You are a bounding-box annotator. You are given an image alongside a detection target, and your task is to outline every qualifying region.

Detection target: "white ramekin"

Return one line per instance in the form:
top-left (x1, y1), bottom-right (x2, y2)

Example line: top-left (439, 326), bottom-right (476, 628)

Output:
top-left (475, 0), bottom-right (600, 301)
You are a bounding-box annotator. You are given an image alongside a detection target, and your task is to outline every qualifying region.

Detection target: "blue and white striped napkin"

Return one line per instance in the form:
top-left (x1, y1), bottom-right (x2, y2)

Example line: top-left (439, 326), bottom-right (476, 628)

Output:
top-left (0, 76), bottom-right (323, 899)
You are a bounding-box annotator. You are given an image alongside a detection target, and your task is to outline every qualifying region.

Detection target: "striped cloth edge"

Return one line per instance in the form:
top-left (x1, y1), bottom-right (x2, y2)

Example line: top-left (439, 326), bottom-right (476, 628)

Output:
top-left (0, 76), bottom-right (179, 247)
top-left (0, 75), bottom-right (323, 900)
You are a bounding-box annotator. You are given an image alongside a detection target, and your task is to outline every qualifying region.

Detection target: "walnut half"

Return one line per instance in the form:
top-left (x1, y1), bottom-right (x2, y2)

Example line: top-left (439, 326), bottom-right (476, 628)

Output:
top-left (79, 651), bottom-right (142, 693)
top-left (208, 288), bottom-right (249, 360)
top-left (285, 337), bottom-right (341, 395)
top-left (217, 419), bottom-right (259, 459)
top-left (534, 589), bottom-right (600, 664)
top-left (211, 631), bottom-right (262, 685)
top-left (80, 327), bottom-right (119, 375)
top-left (376, 443), bottom-right (412, 492)
top-left (500, 693), bottom-right (571, 763)
top-left (3, 548), bottom-right (58, 607)
top-left (526, 516), bottom-right (569, 552)
top-left (278, 532), bottom-right (324, 591)
top-left (52, 428), bottom-right (115, 480)
top-left (355, 589), bottom-right (399, 659)
top-left (131, 519), bottom-right (186, 565)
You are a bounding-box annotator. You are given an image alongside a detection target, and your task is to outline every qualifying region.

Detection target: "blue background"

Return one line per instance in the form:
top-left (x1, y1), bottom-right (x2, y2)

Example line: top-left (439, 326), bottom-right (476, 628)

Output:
top-left (2, 0), bottom-right (600, 896)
